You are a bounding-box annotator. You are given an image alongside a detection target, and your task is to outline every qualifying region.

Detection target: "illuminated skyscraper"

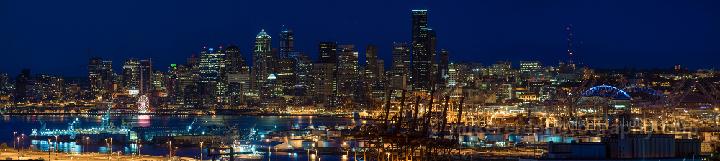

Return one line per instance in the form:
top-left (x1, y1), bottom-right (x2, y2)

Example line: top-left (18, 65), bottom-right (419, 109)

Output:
top-left (278, 26), bottom-right (294, 57)
top-left (199, 46), bottom-right (225, 83)
top-left (122, 58), bottom-right (152, 95)
top-left (88, 57), bottom-right (114, 100)
top-left (251, 29), bottom-right (275, 99)
top-left (277, 27), bottom-right (297, 96)
top-left (336, 44), bottom-right (359, 104)
top-left (391, 42), bottom-right (410, 90)
top-left (437, 49), bottom-right (449, 87)
top-left (122, 59), bottom-right (140, 92)
top-left (139, 59), bottom-right (153, 93)
top-left (198, 46), bottom-right (226, 107)
top-left (224, 45), bottom-right (250, 105)
top-left (365, 45), bottom-right (386, 100)
top-left (411, 9), bottom-right (435, 91)
top-left (293, 53), bottom-right (313, 97)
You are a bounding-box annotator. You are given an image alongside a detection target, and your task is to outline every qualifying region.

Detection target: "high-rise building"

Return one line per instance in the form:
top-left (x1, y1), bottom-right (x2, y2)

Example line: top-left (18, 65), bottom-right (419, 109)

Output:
top-left (293, 53), bottom-right (313, 97)
top-left (173, 63), bottom-right (200, 108)
top-left (336, 44), bottom-right (359, 104)
top-left (36, 74), bottom-right (64, 102)
top-left (251, 29), bottom-right (275, 99)
top-left (390, 42), bottom-right (410, 90)
top-left (318, 42), bottom-right (338, 64)
top-left (139, 59), bottom-right (153, 93)
top-left (122, 58), bottom-right (152, 95)
top-left (276, 27), bottom-right (297, 96)
top-left (311, 63), bottom-right (337, 107)
top-left (14, 69), bottom-right (31, 103)
top-left (437, 49), bottom-right (449, 87)
top-left (410, 9), bottom-right (436, 91)
top-left (364, 45), bottom-right (386, 101)
top-left (122, 59), bottom-right (140, 93)
top-left (224, 45), bottom-right (251, 105)
top-left (88, 57), bottom-right (114, 100)
top-left (199, 46), bottom-right (225, 83)
top-left (279, 26), bottom-right (294, 57)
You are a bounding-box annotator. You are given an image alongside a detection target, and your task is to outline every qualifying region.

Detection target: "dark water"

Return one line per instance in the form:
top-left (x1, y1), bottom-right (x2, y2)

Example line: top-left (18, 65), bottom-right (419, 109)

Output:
top-left (1, 114), bottom-right (355, 161)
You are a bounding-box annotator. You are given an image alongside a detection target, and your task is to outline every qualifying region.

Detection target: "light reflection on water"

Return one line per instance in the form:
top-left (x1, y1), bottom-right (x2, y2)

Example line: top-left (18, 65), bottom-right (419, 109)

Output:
top-left (3, 115), bottom-right (353, 161)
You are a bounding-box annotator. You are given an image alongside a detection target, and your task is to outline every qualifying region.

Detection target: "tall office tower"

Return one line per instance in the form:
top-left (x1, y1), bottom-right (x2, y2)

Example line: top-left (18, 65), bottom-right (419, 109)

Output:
top-left (165, 64), bottom-right (180, 106)
top-left (139, 59), bottom-right (153, 93)
top-left (14, 69), bottom-right (31, 103)
top-left (318, 42), bottom-right (338, 63)
top-left (294, 53), bottom-right (313, 97)
top-left (224, 45), bottom-right (250, 105)
top-left (199, 47), bottom-right (226, 83)
top-left (122, 59), bottom-right (141, 93)
top-left (88, 57), bottom-right (114, 100)
top-left (151, 71), bottom-right (166, 92)
top-left (251, 29), bottom-right (275, 99)
top-left (336, 44), bottom-right (359, 104)
top-left (364, 45), bottom-right (386, 101)
top-left (411, 9), bottom-right (435, 91)
top-left (311, 63), bottom-right (337, 107)
top-left (437, 49), bottom-right (449, 87)
top-left (365, 45), bottom-right (381, 79)
top-left (199, 46), bottom-right (227, 107)
top-left (174, 64), bottom-right (200, 108)
top-left (278, 26), bottom-right (294, 57)
top-left (390, 42), bottom-right (410, 90)
top-left (276, 27), bottom-right (298, 96)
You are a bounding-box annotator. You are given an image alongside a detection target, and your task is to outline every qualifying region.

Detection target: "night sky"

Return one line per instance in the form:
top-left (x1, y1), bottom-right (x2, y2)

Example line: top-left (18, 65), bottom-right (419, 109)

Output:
top-left (1, 0), bottom-right (719, 76)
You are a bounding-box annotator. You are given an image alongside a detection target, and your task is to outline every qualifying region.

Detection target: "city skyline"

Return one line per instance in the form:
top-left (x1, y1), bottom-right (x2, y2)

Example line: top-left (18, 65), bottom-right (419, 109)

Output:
top-left (1, 1), bottom-right (719, 160)
top-left (2, 0), bottom-right (720, 76)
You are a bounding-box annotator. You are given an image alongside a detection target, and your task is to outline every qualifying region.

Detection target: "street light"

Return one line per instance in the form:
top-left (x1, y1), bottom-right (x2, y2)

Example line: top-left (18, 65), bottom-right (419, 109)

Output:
top-left (83, 137), bottom-right (89, 154)
top-left (199, 141), bottom-right (204, 160)
top-left (12, 131), bottom-right (17, 150)
top-left (47, 138), bottom-right (52, 161)
top-left (54, 135), bottom-right (58, 156)
top-left (105, 138), bottom-right (113, 160)
top-left (20, 134), bottom-right (25, 150)
top-left (167, 141), bottom-right (172, 158)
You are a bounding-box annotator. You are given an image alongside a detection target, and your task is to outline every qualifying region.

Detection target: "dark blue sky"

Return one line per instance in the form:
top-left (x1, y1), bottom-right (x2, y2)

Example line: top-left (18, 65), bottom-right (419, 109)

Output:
top-left (1, 0), bottom-right (719, 76)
